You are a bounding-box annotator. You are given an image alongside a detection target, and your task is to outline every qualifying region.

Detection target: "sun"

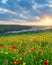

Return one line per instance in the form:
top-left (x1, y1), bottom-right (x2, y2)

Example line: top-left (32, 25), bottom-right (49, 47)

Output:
top-left (41, 15), bottom-right (52, 26)
top-left (45, 18), bottom-right (50, 24)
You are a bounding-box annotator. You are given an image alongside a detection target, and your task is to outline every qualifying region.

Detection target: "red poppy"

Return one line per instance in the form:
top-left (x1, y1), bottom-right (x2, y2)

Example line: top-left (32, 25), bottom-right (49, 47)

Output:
top-left (38, 52), bottom-right (42, 55)
top-left (18, 50), bottom-right (25, 54)
top-left (28, 47), bottom-right (36, 52)
top-left (0, 44), bottom-right (3, 48)
top-left (33, 47), bottom-right (37, 50)
top-left (11, 46), bottom-right (17, 50)
top-left (32, 40), bottom-right (37, 43)
top-left (31, 47), bottom-right (37, 51)
top-left (13, 59), bottom-right (19, 64)
top-left (44, 59), bottom-right (49, 65)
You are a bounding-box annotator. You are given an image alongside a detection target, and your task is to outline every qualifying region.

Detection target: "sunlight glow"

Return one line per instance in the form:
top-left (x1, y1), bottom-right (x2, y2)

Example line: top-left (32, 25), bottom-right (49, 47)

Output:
top-left (0, 15), bottom-right (52, 26)
top-left (44, 18), bottom-right (52, 25)
top-left (41, 16), bottom-right (52, 26)
top-left (45, 19), bottom-right (50, 24)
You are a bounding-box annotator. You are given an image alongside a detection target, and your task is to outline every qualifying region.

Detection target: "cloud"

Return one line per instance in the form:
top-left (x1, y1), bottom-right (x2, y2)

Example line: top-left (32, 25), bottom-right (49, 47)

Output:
top-left (48, 4), bottom-right (52, 7)
top-left (0, 7), bottom-right (17, 15)
top-left (32, 4), bottom-right (37, 10)
top-left (0, 20), bottom-right (52, 26)
top-left (1, 0), bottom-right (8, 4)
top-left (0, 0), bottom-right (52, 22)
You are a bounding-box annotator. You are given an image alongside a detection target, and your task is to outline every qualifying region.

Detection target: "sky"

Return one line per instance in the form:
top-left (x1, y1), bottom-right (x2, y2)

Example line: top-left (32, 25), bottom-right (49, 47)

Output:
top-left (0, 0), bottom-right (52, 26)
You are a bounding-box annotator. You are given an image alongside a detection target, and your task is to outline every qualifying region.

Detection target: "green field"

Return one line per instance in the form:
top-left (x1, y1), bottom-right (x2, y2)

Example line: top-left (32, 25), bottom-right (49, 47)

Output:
top-left (0, 30), bottom-right (52, 65)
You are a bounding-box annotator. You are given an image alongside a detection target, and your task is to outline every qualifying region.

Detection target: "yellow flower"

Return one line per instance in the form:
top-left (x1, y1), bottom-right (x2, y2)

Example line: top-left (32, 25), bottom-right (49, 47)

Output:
top-left (5, 52), bottom-right (9, 54)
top-left (40, 60), bottom-right (43, 62)
top-left (20, 58), bottom-right (22, 60)
top-left (23, 62), bottom-right (26, 65)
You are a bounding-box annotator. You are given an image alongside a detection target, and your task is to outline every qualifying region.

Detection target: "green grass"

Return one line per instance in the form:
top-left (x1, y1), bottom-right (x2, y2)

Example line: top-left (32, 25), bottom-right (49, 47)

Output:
top-left (0, 30), bottom-right (52, 65)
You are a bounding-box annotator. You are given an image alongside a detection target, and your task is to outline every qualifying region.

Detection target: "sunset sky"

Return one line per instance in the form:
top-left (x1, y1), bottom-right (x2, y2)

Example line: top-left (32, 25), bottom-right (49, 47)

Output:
top-left (0, 0), bottom-right (52, 26)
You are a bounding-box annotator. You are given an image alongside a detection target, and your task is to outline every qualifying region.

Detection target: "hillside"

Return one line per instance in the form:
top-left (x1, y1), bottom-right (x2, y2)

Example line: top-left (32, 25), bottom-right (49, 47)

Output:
top-left (0, 25), bottom-right (31, 33)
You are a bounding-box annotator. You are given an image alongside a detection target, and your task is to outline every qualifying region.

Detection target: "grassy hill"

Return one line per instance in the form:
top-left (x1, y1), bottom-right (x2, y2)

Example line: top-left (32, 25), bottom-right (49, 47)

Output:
top-left (0, 25), bottom-right (31, 33)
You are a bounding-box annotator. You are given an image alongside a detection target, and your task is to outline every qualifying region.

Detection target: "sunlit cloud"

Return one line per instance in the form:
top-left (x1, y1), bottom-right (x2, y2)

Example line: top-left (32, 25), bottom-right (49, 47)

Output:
top-left (1, 0), bottom-right (8, 4)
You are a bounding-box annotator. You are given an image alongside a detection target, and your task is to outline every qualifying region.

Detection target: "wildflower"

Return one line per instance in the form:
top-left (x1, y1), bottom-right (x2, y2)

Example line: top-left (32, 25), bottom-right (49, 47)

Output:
top-left (11, 46), bottom-right (17, 50)
top-left (40, 60), bottom-right (43, 62)
top-left (44, 59), bottom-right (49, 65)
top-left (5, 52), bottom-right (9, 54)
top-left (18, 50), bottom-right (25, 54)
top-left (28, 47), bottom-right (36, 52)
top-left (13, 59), bottom-right (19, 64)
top-left (20, 58), bottom-right (22, 60)
top-left (23, 62), bottom-right (26, 65)
top-left (31, 47), bottom-right (36, 51)
top-left (0, 44), bottom-right (3, 48)
top-left (38, 52), bottom-right (42, 55)
top-left (18, 51), bottom-right (23, 54)
top-left (32, 40), bottom-right (37, 43)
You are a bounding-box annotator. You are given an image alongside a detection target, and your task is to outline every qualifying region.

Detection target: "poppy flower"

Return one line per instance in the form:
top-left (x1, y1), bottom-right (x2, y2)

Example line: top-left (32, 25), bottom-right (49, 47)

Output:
top-left (29, 47), bottom-right (36, 51)
top-left (32, 40), bottom-right (37, 43)
top-left (38, 52), bottom-right (42, 55)
top-left (44, 59), bottom-right (49, 65)
top-left (32, 47), bottom-right (36, 50)
top-left (11, 46), bottom-right (17, 50)
top-left (0, 44), bottom-right (3, 48)
top-left (13, 59), bottom-right (19, 64)
top-left (18, 50), bottom-right (25, 54)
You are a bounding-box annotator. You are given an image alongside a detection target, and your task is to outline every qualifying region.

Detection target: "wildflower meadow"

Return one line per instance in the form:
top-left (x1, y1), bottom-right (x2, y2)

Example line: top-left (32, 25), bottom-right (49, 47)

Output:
top-left (0, 30), bottom-right (52, 65)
